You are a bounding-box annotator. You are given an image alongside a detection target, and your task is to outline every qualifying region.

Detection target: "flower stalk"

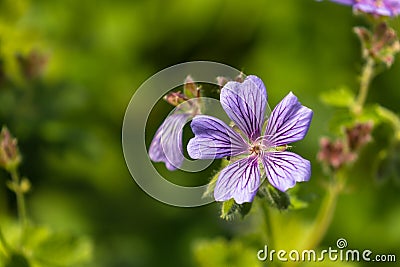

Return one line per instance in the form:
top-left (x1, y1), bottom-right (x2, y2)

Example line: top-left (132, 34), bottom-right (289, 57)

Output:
top-left (354, 57), bottom-right (375, 114)
top-left (302, 178), bottom-right (342, 251)
top-left (260, 201), bottom-right (275, 250)
top-left (0, 227), bottom-right (10, 257)
top-left (10, 168), bottom-right (28, 229)
top-left (0, 127), bottom-right (29, 230)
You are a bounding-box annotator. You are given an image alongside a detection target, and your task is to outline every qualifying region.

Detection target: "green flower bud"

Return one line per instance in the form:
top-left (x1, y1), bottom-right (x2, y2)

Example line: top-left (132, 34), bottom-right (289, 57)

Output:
top-left (354, 23), bottom-right (400, 67)
top-left (163, 91), bottom-right (188, 106)
top-left (183, 75), bottom-right (200, 98)
top-left (0, 127), bottom-right (21, 171)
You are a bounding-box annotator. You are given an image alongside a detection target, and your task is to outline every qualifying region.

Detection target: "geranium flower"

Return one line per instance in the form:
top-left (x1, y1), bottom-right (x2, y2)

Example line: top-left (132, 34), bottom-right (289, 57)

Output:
top-left (149, 113), bottom-right (192, 171)
top-left (149, 76), bottom-right (200, 170)
top-left (328, 0), bottom-right (400, 16)
top-left (187, 76), bottom-right (313, 204)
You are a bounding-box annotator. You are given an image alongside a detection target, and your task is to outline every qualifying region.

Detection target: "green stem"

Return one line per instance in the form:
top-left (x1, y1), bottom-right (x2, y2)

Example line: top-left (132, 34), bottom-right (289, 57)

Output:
top-left (376, 106), bottom-right (400, 141)
top-left (260, 201), bottom-right (275, 250)
top-left (301, 179), bottom-right (341, 251)
top-left (354, 57), bottom-right (375, 113)
top-left (260, 202), bottom-right (282, 267)
top-left (0, 227), bottom-right (10, 257)
top-left (10, 169), bottom-right (28, 229)
top-left (287, 181), bottom-right (340, 267)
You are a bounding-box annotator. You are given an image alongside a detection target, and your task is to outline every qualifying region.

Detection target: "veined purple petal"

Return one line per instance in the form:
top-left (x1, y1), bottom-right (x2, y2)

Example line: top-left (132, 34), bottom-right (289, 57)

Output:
top-left (261, 151), bottom-right (311, 192)
top-left (214, 156), bottom-right (260, 204)
top-left (326, 0), bottom-right (400, 16)
top-left (149, 113), bottom-right (190, 170)
top-left (265, 92), bottom-right (313, 147)
top-left (329, 0), bottom-right (354, 5)
top-left (355, 0), bottom-right (400, 16)
top-left (220, 75), bottom-right (267, 142)
top-left (187, 115), bottom-right (248, 159)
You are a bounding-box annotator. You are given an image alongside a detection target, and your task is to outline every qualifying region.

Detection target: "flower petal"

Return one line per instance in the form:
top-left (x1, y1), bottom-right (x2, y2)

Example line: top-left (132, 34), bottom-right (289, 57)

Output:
top-left (329, 0), bottom-right (353, 5)
top-left (187, 115), bottom-right (248, 159)
top-left (326, 0), bottom-right (400, 16)
top-left (149, 113), bottom-right (190, 170)
top-left (214, 156), bottom-right (261, 204)
top-left (261, 151), bottom-right (311, 192)
top-left (220, 75), bottom-right (267, 141)
top-left (355, 1), bottom-right (396, 16)
top-left (265, 92), bottom-right (313, 146)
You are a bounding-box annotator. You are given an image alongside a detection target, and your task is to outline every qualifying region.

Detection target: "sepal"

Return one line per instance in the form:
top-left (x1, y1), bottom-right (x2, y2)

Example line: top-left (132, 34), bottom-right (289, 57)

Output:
top-left (220, 199), bottom-right (252, 220)
top-left (257, 184), bottom-right (291, 211)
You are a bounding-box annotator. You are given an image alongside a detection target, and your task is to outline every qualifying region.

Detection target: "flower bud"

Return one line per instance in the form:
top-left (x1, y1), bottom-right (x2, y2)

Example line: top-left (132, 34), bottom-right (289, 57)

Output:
top-left (345, 122), bottom-right (373, 151)
top-left (20, 178), bottom-right (31, 193)
top-left (216, 76), bottom-right (229, 88)
top-left (183, 75), bottom-right (200, 98)
top-left (355, 23), bottom-right (400, 67)
top-left (0, 127), bottom-right (21, 171)
top-left (163, 91), bottom-right (188, 106)
top-left (235, 72), bottom-right (245, 83)
top-left (16, 50), bottom-right (48, 80)
top-left (354, 26), bottom-right (372, 59)
top-left (317, 137), bottom-right (356, 170)
top-left (215, 73), bottom-right (245, 88)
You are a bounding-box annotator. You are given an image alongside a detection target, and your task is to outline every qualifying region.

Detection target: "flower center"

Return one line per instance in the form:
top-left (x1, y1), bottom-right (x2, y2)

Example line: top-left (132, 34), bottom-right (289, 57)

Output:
top-left (376, 0), bottom-right (383, 8)
top-left (249, 136), bottom-right (290, 156)
top-left (250, 144), bottom-right (262, 155)
top-left (249, 138), bottom-right (269, 156)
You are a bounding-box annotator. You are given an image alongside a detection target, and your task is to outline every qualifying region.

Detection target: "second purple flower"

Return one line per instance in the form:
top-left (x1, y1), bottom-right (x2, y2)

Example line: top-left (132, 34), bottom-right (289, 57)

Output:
top-left (187, 76), bottom-right (313, 204)
top-left (328, 0), bottom-right (400, 17)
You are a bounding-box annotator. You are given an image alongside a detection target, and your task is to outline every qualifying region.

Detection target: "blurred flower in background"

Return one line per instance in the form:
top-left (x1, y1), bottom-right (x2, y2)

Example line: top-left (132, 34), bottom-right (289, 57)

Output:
top-left (0, 127), bottom-right (21, 171)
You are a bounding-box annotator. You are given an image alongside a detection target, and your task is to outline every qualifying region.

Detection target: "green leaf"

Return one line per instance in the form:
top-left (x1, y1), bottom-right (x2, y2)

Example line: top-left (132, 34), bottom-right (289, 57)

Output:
top-left (258, 184), bottom-right (290, 211)
top-left (220, 199), bottom-right (253, 220)
top-left (220, 199), bottom-right (236, 220)
top-left (375, 143), bottom-right (400, 184)
top-left (34, 233), bottom-right (92, 266)
top-left (374, 105), bottom-right (400, 131)
top-left (289, 195), bottom-right (309, 210)
top-left (238, 202), bottom-right (252, 218)
top-left (10, 224), bottom-right (93, 267)
top-left (328, 110), bottom-right (354, 135)
top-left (0, 220), bottom-right (92, 267)
top-left (320, 87), bottom-right (355, 108)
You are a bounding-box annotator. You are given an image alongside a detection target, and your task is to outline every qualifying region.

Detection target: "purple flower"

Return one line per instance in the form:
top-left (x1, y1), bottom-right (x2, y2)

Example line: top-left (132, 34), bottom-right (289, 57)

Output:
top-left (187, 76), bottom-right (313, 204)
top-left (149, 113), bottom-right (191, 171)
top-left (328, 0), bottom-right (400, 16)
top-left (149, 76), bottom-right (201, 170)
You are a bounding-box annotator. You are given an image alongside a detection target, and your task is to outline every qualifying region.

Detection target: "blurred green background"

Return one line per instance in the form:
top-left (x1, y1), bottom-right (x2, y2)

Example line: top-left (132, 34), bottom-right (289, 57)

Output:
top-left (1, 0), bottom-right (400, 266)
